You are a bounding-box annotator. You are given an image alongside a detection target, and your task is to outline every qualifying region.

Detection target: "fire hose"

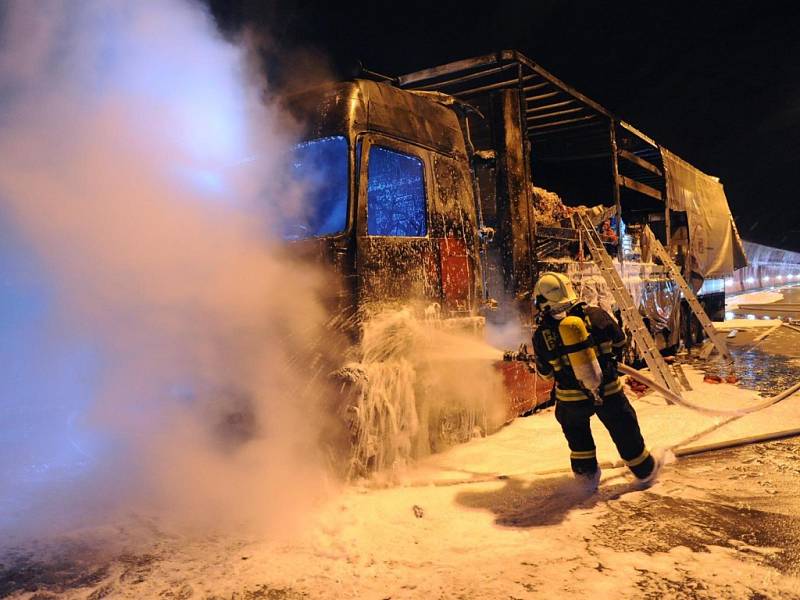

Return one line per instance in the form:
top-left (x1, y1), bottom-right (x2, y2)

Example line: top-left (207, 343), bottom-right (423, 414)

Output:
top-left (617, 362), bottom-right (800, 417)
top-left (403, 359), bottom-right (800, 488)
top-left (503, 346), bottom-right (800, 417)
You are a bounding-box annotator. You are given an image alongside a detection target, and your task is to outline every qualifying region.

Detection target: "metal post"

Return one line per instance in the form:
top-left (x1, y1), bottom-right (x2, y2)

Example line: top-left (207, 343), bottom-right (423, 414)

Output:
top-left (608, 119), bottom-right (622, 260)
top-left (665, 205), bottom-right (672, 247)
top-left (517, 62), bottom-right (537, 288)
top-left (491, 86), bottom-right (533, 299)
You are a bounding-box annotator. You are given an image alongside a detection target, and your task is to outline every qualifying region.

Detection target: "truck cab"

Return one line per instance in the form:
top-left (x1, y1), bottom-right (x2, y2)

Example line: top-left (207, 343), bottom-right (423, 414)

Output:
top-left (284, 80), bottom-right (485, 323)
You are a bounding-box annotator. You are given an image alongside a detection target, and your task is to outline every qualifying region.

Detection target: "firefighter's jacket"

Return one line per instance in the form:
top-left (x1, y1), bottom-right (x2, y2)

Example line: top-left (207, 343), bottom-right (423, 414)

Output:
top-left (532, 303), bottom-right (627, 402)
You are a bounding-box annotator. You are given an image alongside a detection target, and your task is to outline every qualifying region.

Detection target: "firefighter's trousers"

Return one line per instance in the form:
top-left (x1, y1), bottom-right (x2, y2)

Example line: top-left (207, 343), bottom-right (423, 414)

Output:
top-left (554, 391), bottom-right (655, 479)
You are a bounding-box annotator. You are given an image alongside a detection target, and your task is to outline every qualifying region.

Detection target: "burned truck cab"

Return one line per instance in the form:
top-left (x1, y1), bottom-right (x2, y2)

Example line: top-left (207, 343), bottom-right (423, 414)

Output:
top-left (285, 80), bottom-right (484, 321)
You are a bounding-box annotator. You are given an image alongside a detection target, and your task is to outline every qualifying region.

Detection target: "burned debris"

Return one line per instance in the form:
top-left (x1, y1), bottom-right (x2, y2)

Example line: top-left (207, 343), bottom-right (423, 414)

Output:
top-left (282, 50), bottom-right (748, 474)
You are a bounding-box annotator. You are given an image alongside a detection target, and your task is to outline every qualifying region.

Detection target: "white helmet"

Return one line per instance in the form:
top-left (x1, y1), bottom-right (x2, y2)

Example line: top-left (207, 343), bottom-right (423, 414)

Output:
top-left (533, 272), bottom-right (578, 315)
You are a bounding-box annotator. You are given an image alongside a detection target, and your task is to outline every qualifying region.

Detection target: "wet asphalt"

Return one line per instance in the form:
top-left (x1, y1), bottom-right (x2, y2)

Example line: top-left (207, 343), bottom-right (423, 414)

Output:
top-left (732, 284), bottom-right (800, 321)
top-left (592, 437), bottom-right (800, 577)
top-left (589, 307), bottom-right (800, 591)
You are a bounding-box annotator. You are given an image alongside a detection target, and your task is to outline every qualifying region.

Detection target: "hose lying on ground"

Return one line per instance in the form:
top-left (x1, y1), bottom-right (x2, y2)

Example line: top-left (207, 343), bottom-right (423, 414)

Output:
top-left (782, 322), bottom-right (800, 335)
top-left (617, 362), bottom-right (800, 417)
top-left (402, 376), bottom-right (800, 488)
top-left (674, 427), bottom-right (800, 457)
top-left (400, 365), bottom-right (800, 488)
top-left (752, 320), bottom-right (783, 343)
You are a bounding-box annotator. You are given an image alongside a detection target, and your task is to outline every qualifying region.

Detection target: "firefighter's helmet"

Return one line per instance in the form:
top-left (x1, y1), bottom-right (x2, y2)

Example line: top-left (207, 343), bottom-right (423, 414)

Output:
top-left (533, 272), bottom-right (578, 315)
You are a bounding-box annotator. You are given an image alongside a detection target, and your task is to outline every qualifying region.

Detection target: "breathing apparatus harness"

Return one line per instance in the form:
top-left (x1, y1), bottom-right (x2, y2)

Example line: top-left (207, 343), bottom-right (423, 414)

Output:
top-left (503, 273), bottom-right (615, 405)
top-left (537, 302), bottom-right (607, 406)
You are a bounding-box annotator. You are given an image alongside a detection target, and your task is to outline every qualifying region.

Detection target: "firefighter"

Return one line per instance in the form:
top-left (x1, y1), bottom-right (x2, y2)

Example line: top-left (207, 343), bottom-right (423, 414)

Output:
top-left (531, 272), bottom-right (661, 490)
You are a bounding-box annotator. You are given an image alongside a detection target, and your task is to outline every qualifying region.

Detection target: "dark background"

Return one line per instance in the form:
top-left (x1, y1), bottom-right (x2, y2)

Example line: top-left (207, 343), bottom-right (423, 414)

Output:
top-left (205, 0), bottom-right (800, 251)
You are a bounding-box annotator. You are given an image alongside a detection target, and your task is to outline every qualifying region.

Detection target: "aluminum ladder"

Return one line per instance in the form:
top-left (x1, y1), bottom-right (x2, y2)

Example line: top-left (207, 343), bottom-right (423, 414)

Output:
top-left (643, 225), bottom-right (733, 362)
top-left (576, 212), bottom-right (682, 395)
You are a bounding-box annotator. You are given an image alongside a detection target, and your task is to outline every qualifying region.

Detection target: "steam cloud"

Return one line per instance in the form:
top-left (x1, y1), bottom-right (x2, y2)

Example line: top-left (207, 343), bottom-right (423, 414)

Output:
top-left (0, 0), bottom-right (339, 540)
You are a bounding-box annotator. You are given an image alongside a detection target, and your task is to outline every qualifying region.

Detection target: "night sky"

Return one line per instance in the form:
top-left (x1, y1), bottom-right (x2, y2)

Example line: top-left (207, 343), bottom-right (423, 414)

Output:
top-left (208, 1), bottom-right (800, 250)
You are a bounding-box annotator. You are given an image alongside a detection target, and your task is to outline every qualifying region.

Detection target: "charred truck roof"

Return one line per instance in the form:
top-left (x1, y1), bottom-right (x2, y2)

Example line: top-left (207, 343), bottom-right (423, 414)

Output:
top-left (285, 80), bottom-right (468, 159)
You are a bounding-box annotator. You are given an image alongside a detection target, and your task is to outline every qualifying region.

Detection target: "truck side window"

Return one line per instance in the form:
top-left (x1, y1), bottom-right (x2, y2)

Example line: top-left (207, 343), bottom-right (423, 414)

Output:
top-left (284, 135), bottom-right (348, 240)
top-left (367, 146), bottom-right (427, 237)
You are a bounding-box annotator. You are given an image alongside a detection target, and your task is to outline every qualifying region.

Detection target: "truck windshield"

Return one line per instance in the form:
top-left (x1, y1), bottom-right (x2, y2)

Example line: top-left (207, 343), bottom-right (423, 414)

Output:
top-left (284, 135), bottom-right (348, 240)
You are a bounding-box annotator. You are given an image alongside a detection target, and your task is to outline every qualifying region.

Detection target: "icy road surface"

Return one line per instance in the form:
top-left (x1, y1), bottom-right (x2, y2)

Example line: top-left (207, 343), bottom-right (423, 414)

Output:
top-left (3, 429), bottom-right (800, 598)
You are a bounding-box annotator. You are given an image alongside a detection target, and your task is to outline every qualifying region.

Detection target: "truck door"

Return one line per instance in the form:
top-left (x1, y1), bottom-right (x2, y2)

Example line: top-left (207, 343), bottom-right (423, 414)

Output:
top-left (429, 152), bottom-right (482, 316)
top-left (356, 135), bottom-right (441, 310)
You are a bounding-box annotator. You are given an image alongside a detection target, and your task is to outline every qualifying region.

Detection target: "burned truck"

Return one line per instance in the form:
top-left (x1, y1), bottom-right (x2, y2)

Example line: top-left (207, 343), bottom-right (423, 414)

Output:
top-left (393, 52), bottom-right (746, 346)
top-left (284, 80), bottom-right (487, 322)
top-left (283, 51), bottom-right (746, 472)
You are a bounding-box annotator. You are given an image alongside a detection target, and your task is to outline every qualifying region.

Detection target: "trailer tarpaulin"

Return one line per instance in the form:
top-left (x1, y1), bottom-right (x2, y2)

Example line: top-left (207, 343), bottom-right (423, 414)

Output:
top-left (661, 148), bottom-right (747, 277)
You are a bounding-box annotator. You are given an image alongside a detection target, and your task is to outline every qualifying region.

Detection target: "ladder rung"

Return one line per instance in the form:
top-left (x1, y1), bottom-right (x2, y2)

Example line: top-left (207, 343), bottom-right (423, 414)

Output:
top-left (643, 225), bottom-right (731, 361)
top-left (577, 213), bottom-right (681, 395)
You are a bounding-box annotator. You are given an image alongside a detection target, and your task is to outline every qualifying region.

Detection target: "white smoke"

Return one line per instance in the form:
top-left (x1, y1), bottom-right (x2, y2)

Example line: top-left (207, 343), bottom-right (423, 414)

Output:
top-left (0, 0), bottom-right (341, 540)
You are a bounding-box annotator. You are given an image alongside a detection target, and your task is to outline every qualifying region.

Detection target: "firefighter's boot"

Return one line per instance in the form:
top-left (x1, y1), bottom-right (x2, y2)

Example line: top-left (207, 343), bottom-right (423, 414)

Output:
top-left (633, 447), bottom-right (666, 489)
top-left (574, 468), bottom-right (601, 493)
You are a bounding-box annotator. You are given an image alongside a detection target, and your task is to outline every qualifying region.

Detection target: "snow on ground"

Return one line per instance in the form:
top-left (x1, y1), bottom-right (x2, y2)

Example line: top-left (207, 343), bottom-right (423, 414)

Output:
top-left (9, 456), bottom-right (798, 599)
top-left (691, 388), bottom-right (800, 446)
top-left (4, 367), bottom-right (800, 599)
top-left (8, 450), bottom-right (798, 600)
top-left (714, 318), bottom-right (778, 330)
top-left (727, 290), bottom-right (784, 309)
top-left (406, 366), bottom-right (793, 485)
